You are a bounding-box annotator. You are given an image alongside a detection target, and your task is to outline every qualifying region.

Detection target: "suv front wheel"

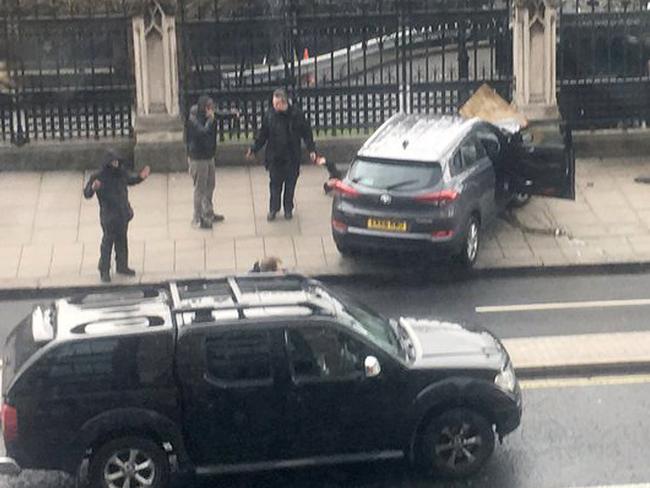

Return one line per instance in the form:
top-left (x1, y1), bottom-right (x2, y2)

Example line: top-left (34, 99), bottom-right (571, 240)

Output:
top-left (89, 436), bottom-right (170, 488)
top-left (419, 408), bottom-right (495, 479)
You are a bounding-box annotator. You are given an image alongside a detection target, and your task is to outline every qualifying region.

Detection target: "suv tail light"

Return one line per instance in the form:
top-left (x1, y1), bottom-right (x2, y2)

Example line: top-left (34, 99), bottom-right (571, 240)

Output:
top-left (1, 403), bottom-right (17, 443)
top-left (332, 180), bottom-right (360, 198)
top-left (414, 190), bottom-right (459, 206)
top-left (332, 219), bottom-right (348, 233)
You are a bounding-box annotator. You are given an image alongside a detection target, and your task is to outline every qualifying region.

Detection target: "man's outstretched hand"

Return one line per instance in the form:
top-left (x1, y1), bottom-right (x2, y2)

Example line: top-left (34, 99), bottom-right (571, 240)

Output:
top-left (140, 165), bottom-right (151, 179)
top-left (91, 179), bottom-right (102, 191)
top-left (245, 149), bottom-right (255, 161)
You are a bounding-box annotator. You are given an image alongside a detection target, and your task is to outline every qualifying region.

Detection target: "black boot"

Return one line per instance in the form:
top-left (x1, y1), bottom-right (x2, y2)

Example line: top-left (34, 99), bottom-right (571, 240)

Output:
top-left (116, 267), bottom-right (136, 277)
top-left (100, 271), bottom-right (111, 283)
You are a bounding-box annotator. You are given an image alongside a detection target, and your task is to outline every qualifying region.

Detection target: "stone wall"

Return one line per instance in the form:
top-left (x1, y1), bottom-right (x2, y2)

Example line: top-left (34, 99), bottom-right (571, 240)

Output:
top-left (2, 130), bottom-right (649, 173)
top-left (0, 135), bottom-right (365, 172)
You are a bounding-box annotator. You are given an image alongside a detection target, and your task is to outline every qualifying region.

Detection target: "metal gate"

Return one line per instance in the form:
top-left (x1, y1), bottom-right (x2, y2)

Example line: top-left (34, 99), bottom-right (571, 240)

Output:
top-left (177, 0), bottom-right (512, 140)
top-left (557, 0), bottom-right (650, 129)
top-left (0, 0), bottom-right (135, 145)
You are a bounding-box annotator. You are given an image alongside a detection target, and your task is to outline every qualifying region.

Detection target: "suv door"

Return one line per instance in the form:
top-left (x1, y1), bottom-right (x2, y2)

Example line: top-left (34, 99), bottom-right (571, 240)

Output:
top-left (180, 327), bottom-right (288, 465)
top-left (507, 125), bottom-right (576, 200)
top-left (456, 135), bottom-right (498, 222)
top-left (283, 322), bottom-right (402, 458)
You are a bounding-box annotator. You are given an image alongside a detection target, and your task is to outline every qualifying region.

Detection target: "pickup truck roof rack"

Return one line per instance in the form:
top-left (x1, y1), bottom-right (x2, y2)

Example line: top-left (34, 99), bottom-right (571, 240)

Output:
top-left (169, 273), bottom-right (331, 323)
top-left (68, 287), bottom-right (167, 308)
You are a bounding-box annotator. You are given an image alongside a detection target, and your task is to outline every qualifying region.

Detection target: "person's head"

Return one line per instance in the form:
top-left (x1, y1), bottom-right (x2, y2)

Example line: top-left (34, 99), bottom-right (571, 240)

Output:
top-left (252, 256), bottom-right (284, 272)
top-left (197, 94), bottom-right (214, 114)
top-left (272, 88), bottom-right (289, 113)
top-left (103, 149), bottom-right (122, 170)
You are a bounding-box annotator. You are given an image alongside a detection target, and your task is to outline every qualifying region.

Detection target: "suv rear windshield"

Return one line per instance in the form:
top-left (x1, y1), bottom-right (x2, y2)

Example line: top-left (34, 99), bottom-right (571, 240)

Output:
top-left (348, 158), bottom-right (442, 192)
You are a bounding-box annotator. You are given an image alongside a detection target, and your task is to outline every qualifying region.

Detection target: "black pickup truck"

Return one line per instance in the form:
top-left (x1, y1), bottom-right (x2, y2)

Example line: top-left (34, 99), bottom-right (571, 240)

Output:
top-left (0, 274), bottom-right (521, 487)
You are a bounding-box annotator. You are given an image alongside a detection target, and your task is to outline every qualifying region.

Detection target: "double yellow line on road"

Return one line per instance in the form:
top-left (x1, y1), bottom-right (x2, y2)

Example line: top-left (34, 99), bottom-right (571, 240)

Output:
top-left (521, 374), bottom-right (650, 390)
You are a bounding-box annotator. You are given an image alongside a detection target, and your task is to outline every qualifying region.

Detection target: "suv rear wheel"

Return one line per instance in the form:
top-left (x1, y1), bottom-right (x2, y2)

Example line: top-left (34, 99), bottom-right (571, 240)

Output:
top-left (89, 436), bottom-right (170, 488)
top-left (509, 192), bottom-right (531, 209)
top-left (455, 216), bottom-right (480, 268)
top-left (419, 408), bottom-right (495, 479)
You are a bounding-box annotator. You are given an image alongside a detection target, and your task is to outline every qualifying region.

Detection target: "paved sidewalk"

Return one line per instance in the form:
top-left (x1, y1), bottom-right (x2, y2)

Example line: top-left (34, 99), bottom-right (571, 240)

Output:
top-left (504, 331), bottom-right (650, 376)
top-left (1, 155), bottom-right (650, 289)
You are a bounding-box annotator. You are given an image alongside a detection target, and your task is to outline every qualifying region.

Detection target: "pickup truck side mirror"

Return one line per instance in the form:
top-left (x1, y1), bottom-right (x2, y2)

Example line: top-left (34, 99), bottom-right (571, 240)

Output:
top-left (364, 356), bottom-right (381, 378)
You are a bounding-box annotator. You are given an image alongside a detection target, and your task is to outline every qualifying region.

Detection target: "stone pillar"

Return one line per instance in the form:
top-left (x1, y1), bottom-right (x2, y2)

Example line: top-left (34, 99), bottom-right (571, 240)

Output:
top-left (132, 0), bottom-right (186, 170)
top-left (512, 0), bottom-right (560, 121)
top-left (132, 1), bottom-right (180, 116)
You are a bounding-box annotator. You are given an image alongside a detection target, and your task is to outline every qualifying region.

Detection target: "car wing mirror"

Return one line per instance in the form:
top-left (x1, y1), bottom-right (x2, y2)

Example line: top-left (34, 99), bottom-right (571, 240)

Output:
top-left (364, 356), bottom-right (381, 378)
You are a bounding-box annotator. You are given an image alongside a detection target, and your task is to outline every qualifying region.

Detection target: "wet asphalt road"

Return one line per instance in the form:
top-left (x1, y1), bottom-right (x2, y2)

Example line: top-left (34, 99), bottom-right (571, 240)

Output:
top-left (2, 379), bottom-right (649, 488)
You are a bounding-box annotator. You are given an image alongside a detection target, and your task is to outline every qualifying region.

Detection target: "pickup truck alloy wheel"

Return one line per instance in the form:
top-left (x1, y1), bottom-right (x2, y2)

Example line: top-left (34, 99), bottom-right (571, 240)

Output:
top-left (421, 408), bottom-right (495, 479)
top-left (90, 437), bottom-right (170, 488)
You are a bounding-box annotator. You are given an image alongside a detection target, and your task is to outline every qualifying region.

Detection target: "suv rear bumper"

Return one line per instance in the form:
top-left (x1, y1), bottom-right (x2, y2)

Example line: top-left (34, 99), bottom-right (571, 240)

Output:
top-left (0, 457), bottom-right (21, 476)
top-left (333, 226), bottom-right (463, 255)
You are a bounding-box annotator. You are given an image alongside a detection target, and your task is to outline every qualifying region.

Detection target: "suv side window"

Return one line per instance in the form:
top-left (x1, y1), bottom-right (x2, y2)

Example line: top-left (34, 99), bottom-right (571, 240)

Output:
top-left (285, 326), bottom-right (366, 382)
top-left (205, 330), bottom-right (272, 385)
top-left (459, 139), bottom-right (478, 169)
top-left (477, 129), bottom-right (502, 163)
top-left (450, 151), bottom-right (463, 176)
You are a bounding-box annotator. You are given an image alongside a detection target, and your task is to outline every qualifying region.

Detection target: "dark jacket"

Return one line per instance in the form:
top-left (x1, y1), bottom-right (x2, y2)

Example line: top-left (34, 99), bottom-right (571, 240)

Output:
top-left (250, 104), bottom-right (315, 172)
top-left (83, 150), bottom-right (143, 226)
top-left (186, 95), bottom-right (237, 160)
top-left (186, 96), bottom-right (218, 160)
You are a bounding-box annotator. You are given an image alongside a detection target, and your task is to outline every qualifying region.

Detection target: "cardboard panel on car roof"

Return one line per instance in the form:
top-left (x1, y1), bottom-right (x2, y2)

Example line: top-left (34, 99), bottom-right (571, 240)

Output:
top-left (459, 84), bottom-right (529, 130)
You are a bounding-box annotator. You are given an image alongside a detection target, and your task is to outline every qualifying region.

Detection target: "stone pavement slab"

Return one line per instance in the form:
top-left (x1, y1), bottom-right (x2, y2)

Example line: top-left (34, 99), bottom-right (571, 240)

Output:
top-left (1, 156), bottom-right (650, 289)
top-left (504, 331), bottom-right (650, 375)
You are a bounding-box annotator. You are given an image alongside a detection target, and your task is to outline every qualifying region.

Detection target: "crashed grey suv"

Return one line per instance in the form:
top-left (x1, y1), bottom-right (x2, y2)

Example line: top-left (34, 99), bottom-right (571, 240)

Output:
top-left (331, 113), bottom-right (575, 267)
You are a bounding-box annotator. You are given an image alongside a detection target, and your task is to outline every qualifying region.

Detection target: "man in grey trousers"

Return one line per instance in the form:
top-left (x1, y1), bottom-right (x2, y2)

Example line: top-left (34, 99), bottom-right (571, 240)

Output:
top-left (186, 94), bottom-right (238, 229)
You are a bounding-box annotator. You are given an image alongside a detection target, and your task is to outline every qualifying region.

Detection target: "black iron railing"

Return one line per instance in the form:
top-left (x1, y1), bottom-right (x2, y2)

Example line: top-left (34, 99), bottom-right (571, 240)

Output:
top-left (177, 0), bottom-right (512, 140)
top-left (0, 0), bottom-right (135, 145)
top-left (558, 0), bottom-right (650, 129)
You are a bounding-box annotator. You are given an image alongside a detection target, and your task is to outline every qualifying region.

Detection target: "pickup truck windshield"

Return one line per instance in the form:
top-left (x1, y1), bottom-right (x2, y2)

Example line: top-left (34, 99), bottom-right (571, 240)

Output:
top-left (341, 299), bottom-right (405, 359)
top-left (310, 286), bottom-right (406, 359)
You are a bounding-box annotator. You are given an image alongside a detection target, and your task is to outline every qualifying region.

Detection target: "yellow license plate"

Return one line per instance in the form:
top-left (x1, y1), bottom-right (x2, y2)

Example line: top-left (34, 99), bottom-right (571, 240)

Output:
top-left (367, 218), bottom-right (408, 232)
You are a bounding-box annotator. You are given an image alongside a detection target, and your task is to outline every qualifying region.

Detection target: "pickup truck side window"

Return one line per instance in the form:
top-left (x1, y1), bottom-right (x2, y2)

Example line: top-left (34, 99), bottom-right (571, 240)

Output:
top-left (205, 330), bottom-right (272, 383)
top-left (19, 338), bottom-right (121, 396)
top-left (285, 326), bottom-right (365, 382)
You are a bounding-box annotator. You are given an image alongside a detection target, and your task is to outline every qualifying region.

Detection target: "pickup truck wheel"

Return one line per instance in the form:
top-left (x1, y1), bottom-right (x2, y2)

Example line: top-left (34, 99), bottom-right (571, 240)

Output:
top-left (89, 436), bottom-right (170, 488)
top-left (419, 408), bottom-right (495, 479)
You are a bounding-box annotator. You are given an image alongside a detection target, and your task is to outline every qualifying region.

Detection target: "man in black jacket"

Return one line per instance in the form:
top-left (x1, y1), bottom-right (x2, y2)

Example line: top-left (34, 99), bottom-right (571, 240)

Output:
top-left (246, 89), bottom-right (316, 221)
top-left (186, 94), bottom-right (238, 229)
top-left (83, 150), bottom-right (150, 283)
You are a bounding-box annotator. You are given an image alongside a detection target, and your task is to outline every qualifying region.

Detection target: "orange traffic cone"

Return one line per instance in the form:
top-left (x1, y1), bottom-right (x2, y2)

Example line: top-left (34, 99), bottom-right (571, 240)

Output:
top-left (303, 48), bottom-right (309, 60)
